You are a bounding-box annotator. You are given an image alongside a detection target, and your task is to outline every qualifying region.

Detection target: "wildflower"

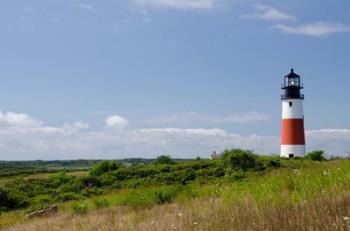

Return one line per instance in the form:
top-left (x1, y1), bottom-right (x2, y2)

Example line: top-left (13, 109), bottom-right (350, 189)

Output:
top-left (194, 222), bottom-right (198, 225)
top-left (178, 213), bottom-right (182, 216)
top-left (343, 216), bottom-right (350, 221)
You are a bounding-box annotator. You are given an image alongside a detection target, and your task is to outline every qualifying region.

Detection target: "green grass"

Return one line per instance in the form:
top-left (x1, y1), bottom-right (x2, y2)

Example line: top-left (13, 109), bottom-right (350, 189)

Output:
top-left (222, 160), bottom-right (350, 206)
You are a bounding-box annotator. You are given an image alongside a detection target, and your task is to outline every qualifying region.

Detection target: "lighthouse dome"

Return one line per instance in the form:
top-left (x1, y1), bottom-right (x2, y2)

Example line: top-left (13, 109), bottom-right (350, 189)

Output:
top-left (281, 68), bottom-right (304, 99)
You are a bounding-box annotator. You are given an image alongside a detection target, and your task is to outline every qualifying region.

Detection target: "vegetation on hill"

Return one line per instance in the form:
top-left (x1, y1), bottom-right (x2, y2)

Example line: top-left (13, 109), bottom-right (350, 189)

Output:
top-left (1, 149), bottom-right (350, 230)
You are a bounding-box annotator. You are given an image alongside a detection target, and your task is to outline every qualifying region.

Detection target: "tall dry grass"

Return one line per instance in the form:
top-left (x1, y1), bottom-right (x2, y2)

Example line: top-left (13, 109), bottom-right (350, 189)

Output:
top-left (5, 192), bottom-right (350, 231)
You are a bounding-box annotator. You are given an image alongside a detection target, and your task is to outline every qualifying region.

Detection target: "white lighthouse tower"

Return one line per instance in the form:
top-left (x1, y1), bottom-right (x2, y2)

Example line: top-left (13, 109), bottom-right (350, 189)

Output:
top-left (281, 69), bottom-right (306, 158)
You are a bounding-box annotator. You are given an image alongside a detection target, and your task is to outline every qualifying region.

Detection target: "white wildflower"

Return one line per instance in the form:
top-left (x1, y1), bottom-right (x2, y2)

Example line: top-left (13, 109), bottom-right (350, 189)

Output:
top-left (343, 216), bottom-right (350, 221)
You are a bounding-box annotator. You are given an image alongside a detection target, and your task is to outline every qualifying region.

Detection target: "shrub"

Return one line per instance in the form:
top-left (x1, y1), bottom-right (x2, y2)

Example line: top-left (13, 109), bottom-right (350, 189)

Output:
top-left (221, 149), bottom-right (259, 171)
top-left (180, 169), bottom-right (196, 185)
top-left (155, 155), bottom-right (175, 165)
top-left (30, 194), bottom-right (52, 207)
top-left (48, 172), bottom-right (74, 186)
top-left (99, 174), bottom-right (117, 186)
top-left (305, 150), bottom-right (326, 161)
top-left (113, 167), bottom-right (134, 181)
top-left (90, 161), bottom-right (121, 176)
top-left (0, 187), bottom-right (27, 211)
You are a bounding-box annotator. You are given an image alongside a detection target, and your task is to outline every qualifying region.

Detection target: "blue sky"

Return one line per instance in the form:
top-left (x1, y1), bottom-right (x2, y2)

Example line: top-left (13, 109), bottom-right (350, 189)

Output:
top-left (0, 0), bottom-right (349, 160)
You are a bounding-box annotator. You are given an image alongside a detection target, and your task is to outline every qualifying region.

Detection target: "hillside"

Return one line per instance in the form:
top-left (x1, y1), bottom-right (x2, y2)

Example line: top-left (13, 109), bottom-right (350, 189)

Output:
top-left (1, 150), bottom-right (350, 230)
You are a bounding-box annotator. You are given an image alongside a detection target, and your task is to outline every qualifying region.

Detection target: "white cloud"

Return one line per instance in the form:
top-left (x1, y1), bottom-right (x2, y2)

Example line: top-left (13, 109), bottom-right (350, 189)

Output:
top-left (0, 111), bottom-right (278, 160)
top-left (306, 129), bottom-right (350, 155)
top-left (241, 5), bottom-right (349, 37)
top-left (0, 111), bottom-right (43, 127)
top-left (63, 121), bottom-right (90, 131)
top-left (105, 115), bottom-right (129, 129)
top-left (273, 22), bottom-right (350, 37)
top-left (241, 5), bottom-right (295, 22)
top-left (145, 112), bottom-right (271, 124)
top-left (306, 129), bottom-right (350, 142)
top-left (0, 110), bottom-right (349, 160)
top-left (131, 0), bottom-right (217, 10)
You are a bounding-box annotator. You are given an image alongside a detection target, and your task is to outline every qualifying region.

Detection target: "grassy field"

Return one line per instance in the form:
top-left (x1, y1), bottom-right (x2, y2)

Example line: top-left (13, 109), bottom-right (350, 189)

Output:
top-left (1, 150), bottom-right (350, 230)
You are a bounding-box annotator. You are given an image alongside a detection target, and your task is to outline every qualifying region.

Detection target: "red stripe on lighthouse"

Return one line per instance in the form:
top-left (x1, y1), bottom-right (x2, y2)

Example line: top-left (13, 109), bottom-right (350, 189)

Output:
top-left (281, 119), bottom-right (305, 145)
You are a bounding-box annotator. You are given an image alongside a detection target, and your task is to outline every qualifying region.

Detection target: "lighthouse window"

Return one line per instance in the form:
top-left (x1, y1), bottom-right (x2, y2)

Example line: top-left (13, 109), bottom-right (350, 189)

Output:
top-left (289, 102), bottom-right (293, 107)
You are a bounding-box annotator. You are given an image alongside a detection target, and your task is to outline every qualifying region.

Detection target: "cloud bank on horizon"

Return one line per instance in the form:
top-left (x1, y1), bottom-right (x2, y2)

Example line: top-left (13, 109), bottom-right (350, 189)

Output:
top-left (0, 111), bottom-right (349, 160)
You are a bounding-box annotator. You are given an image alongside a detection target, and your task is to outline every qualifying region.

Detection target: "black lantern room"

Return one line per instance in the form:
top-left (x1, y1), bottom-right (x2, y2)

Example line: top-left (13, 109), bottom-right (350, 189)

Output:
top-left (281, 69), bottom-right (304, 100)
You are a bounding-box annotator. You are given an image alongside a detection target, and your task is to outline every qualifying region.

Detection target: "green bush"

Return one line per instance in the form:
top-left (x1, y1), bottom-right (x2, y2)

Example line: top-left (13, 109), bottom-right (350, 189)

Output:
top-left (155, 155), bottom-right (175, 165)
top-left (29, 194), bottom-right (53, 211)
top-left (221, 149), bottom-right (260, 171)
top-left (180, 169), bottom-right (196, 185)
top-left (0, 187), bottom-right (27, 211)
top-left (305, 150), bottom-right (326, 161)
top-left (48, 172), bottom-right (74, 186)
top-left (90, 161), bottom-right (121, 176)
top-left (113, 167), bottom-right (134, 181)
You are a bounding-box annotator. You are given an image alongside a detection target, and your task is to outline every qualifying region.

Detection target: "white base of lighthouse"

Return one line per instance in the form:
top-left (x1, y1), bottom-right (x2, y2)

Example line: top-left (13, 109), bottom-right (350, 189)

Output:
top-left (281, 145), bottom-right (305, 158)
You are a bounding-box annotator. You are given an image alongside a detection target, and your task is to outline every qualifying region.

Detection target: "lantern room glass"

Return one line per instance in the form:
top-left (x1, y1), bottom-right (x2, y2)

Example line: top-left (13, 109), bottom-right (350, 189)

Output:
top-left (285, 76), bottom-right (300, 87)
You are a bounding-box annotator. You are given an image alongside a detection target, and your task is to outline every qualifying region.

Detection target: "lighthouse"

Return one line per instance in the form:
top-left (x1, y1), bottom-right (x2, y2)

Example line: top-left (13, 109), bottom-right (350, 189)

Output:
top-left (281, 69), bottom-right (306, 158)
